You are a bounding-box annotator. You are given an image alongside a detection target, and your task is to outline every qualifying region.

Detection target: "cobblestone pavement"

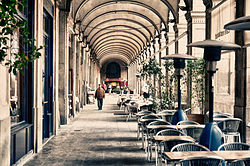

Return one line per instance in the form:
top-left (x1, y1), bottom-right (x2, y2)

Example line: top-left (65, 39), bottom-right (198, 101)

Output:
top-left (24, 94), bottom-right (154, 166)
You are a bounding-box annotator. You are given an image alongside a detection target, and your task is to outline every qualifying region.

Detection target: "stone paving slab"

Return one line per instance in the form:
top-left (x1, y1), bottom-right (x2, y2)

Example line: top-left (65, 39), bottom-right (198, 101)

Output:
top-left (24, 94), bottom-right (154, 166)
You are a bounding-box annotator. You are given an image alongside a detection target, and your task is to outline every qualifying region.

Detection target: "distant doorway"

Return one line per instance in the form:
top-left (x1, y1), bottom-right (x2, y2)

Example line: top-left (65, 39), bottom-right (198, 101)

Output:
top-left (106, 62), bottom-right (121, 78)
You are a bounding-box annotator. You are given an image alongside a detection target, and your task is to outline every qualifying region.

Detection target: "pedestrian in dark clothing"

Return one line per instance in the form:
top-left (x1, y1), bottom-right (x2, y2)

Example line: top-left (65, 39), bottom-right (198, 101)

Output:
top-left (95, 84), bottom-right (105, 110)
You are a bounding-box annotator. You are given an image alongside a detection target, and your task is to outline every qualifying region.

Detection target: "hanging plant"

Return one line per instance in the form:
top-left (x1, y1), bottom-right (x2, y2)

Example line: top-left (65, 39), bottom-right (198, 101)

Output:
top-left (0, 0), bottom-right (43, 74)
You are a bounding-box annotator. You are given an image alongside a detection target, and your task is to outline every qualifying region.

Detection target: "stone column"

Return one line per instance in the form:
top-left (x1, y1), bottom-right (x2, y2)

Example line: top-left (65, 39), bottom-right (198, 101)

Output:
top-left (159, 30), bottom-right (167, 101)
top-left (58, 10), bottom-right (69, 124)
top-left (154, 37), bottom-right (160, 63)
top-left (71, 35), bottom-right (77, 116)
top-left (75, 40), bottom-right (81, 112)
top-left (234, 0), bottom-right (247, 143)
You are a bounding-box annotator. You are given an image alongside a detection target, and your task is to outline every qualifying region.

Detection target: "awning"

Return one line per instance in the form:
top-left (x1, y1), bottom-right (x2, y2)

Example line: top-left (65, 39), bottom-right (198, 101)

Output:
top-left (105, 78), bottom-right (122, 82)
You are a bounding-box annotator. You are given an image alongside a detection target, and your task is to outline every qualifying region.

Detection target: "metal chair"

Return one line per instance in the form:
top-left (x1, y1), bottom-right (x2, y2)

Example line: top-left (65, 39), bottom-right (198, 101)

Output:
top-left (171, 143), bottom-right (209, 152)
top-left (147, 120), bottom-right (172, 161)
top-left (242, 157), bottom-right (250, 166)
top-left (184, 108), bottom-right (192, 114)
top-left (227, 159), bottom-right (244, 166)
top-left (217, 118), bottom-right (242, 143)
top-left (214, 114), bottom-right (231, 118)
top-left (160, 137), bottom-right (195, 153)
top-left (207, 111), bottom-right (222, 116)
top-left (158, 111), bottom-right (174, 123)
top-left (140, 105), bottom-right (149, 111)
top-left (160, 138), bottom-right (195, 165)
top-left (126, 103), bottom-right (137, 122)
top-left (180, 125), bottom-right (205, 142)
top-left (227, 157), bottom-right (250, 166)
top-left (136, 112), bottom-right (155, 140)
top-left (179, 156), bottom-right (224, 166)
top-left (218, 142), bottom-right (250, 151)
top-left (140, 115), bottom-right (160, 150)
top-left (156, 128), bottom-right (183, 136)
top-left (177, 120), bottom-right (200, 125)
top-left (148, 119), bottom-right (171, 126)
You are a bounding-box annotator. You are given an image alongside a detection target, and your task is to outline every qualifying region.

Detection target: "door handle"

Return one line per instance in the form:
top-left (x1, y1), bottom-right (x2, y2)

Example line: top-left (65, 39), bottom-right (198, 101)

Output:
top-left (42, 101), bottom-right (48, 104)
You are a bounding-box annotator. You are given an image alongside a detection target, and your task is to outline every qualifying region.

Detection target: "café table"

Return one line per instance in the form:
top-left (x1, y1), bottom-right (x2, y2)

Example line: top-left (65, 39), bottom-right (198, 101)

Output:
top-left (214, 150), bottom-right (250, 161)
top-left (163, 150), bottom-right (250, 164)
top-left (153, 135), bottom-right (195, 166)
top-left (147, 124), bottom-right (205, 130)
top-left (135, 101), bottom-right (153, 111)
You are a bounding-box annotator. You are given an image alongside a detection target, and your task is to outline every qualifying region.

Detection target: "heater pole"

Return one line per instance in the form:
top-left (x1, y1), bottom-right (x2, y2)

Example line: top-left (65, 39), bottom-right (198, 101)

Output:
top-left (208, 71), bottom-right (215, 123)
top-left (177, 74), bottom-right (182, 110)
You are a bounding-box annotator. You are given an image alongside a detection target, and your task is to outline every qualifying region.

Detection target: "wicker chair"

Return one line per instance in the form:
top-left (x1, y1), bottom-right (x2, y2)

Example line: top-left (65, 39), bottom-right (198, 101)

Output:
top-left (226, 159), bottom-right (244, 166)
top-left (242, 157), bottom-right (250, 166)
top-left (177, 120), bottom-right (200, 125)
top-left (226, 157), bottom-right (250, 166)
top-left (184, 108), bottom-right (192, 114)
top-left (180, 125), bottom-right (205, 142)
top-left (140, 105), bottom-right (149, 111)
top-left (158, 110), bottom-right (174, 123)
top-left (160, 137), bottom-right (195, 152)
top-left (180, 156), bottom-right (224, 166)
top-left (140, 115), bottom-right (160, 150)
top-left (160, 138), bottom-right (195, 165)
top-left (171, 143), bottom-right (209, 152)
top-left (148, 119), bottom-right (171, 126)
top-left (156, 129), bottom-right (184, 136)
top-left (218, 142), bottom-right (250, 151)
top-left (217, 118), bottom-right (242, 143)
top-left (147, 120), bottom-right (172, 161)
top-left (136, 111), bottom-right (154, 140)
top-left (214, 114), bottom-right (231, 118)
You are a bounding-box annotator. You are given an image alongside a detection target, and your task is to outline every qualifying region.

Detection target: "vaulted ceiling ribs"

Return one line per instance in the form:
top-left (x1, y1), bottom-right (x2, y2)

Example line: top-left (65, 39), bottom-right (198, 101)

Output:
top-left (71, 0), bottom-right (179, 67)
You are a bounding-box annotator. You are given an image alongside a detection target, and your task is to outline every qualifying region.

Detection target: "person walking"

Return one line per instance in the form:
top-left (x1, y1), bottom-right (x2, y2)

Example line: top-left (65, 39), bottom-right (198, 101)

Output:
top-left (95, 84), bottom-right (105, 110)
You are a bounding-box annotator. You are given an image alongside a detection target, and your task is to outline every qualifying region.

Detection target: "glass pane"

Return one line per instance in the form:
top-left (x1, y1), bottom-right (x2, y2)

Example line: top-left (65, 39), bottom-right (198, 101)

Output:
top-left (10, 29), bottom-right (25, 125)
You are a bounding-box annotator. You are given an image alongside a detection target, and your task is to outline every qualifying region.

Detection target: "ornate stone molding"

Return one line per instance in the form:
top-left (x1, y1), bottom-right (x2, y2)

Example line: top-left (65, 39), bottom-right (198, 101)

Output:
top-left (191, 12), bottom-right (206, 24)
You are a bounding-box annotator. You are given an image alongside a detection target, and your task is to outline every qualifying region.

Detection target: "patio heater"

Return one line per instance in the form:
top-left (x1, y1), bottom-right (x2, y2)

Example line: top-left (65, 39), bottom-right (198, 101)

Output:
top-left (188, 40), bottom-right (240, 150)
top-left (224, 16), bottom-right (250, 30)
top-left (161, 54), bottom-right (197, 125)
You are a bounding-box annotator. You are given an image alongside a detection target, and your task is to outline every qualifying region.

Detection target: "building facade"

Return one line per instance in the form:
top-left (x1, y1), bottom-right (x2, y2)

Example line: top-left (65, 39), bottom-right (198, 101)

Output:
top-left (0, 0), bottom-right (249, 165)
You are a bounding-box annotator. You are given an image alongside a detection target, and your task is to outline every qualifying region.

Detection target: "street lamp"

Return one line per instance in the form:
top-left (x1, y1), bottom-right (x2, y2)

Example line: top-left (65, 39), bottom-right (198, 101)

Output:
top-left (161, 54), bottom-right (196, 125)
top-left (188, 39), bottom-right (240, 150)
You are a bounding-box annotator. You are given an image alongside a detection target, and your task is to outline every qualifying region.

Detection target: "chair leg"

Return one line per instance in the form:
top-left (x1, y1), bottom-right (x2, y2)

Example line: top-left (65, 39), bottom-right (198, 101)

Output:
top-left (137, 124), bottom-right (141, 140)
top-left (142, 132), bottom-right (145, 149)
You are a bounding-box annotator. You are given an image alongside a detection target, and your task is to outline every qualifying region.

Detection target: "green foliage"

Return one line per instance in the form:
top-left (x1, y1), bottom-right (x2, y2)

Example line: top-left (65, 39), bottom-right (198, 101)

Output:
top-left (187, 59), bottom-right (206, 110)
top-left (140, 58), bottom-right (162, 78)
top-left (140, 58), bottom-right (163, 110)
top-left (162, 59), bottom-right (206, 111)
top-left (161, 61), bottom-right (176, 109)
top-left (0, 0), bottom-right (43, 75)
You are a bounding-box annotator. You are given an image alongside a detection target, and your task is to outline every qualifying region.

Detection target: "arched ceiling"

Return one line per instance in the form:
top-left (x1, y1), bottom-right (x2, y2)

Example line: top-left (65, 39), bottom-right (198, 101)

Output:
top-left (70, 0), bottom-right (180, 67)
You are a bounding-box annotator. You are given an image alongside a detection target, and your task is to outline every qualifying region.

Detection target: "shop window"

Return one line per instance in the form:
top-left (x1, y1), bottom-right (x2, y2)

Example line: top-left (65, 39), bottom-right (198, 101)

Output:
top-left (10, 0), bottom-right (30, 125)
top-left (10, 29), bottom-right (25, 125)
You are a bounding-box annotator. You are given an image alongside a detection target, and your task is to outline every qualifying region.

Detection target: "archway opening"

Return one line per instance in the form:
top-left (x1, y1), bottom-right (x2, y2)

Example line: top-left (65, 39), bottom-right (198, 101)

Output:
top-left (106, 62), bottom-right (121, 78)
